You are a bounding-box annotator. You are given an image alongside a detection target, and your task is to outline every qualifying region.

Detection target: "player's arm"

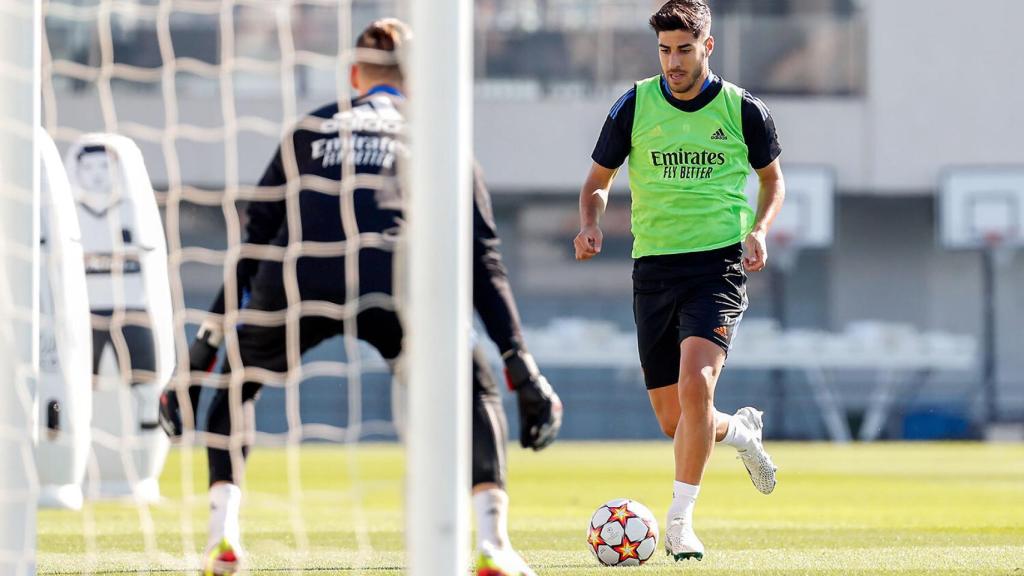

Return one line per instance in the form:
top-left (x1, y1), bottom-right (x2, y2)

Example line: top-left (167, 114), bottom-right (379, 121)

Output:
top-left (741, 91), bottom-right (785, 273)
top-left (198, 146), bottom-right (288, 355)
top-left (160, 145), bottom-right (288, 438)
top-left (190, 147), bottom-right (286, 360)
top-left (743, 159), bottom-right (785, 272)
top-left (471, 164), bottom-right (522, 354)
top-left (219, 147), bottom-right (288, 314)
top-left (576, 87), bottom-right (633, 261)
top-left (470, 164), bottom-right (562, 451)
top-left (574, 162), bottom-right (616, 260)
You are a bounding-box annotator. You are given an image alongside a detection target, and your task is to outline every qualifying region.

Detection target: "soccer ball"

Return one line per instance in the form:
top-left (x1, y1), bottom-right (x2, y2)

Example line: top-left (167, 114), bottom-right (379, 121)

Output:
top-left (586, 498), bottom-right (659, 566)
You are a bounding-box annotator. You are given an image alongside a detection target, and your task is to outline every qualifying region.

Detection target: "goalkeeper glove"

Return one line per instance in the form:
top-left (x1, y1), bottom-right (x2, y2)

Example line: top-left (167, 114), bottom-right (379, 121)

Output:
top-left (504, 349), bottom-right (563, 451)
top-left (158, 320), bottom-right (222, 438)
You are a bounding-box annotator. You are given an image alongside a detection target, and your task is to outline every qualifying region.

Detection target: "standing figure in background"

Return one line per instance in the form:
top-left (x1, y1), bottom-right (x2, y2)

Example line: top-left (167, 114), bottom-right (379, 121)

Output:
top-left (574, 0), bottom-right (785, 562)
top-left (69, 136), bottom-right (175, 502)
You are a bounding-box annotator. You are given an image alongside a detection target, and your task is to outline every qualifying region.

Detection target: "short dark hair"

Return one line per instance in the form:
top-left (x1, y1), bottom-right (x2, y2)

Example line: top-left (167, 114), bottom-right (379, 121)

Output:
top-left (355, 18), bottom-right (411, 80)
top-left (649, 0), bottom-right (712, 38)
top-left (77, 145), bottom-right (107, 160)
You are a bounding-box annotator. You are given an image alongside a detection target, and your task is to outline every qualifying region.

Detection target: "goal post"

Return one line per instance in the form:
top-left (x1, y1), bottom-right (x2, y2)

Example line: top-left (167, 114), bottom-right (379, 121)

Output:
top-left (0, 0), bottom-right (41, 574)
top-left (406, 0), bottom-right (474, 574)
top-left (18, 0), bottom-right (476, 571)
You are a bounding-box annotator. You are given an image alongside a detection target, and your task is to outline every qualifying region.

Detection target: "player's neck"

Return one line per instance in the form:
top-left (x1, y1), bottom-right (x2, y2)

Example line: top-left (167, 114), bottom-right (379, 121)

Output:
top-left (669, 69), bottom-right (711, 101)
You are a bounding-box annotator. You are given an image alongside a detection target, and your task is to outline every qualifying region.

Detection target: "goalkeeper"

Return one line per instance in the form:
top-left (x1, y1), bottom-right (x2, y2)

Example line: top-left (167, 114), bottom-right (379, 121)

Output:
top-left (159, 18), bottom-right (561, 576)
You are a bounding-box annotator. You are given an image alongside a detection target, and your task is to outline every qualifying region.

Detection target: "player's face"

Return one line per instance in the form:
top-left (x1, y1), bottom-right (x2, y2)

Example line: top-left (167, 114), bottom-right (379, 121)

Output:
top-left (77, 152), bottom-right (113, 194)
top-left (657, 29), bottom-right (713, 95)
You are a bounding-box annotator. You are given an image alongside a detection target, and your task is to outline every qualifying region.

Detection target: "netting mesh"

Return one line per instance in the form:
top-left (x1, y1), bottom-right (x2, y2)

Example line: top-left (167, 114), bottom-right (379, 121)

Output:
top-left (37, 0), bottom-right (405, 572)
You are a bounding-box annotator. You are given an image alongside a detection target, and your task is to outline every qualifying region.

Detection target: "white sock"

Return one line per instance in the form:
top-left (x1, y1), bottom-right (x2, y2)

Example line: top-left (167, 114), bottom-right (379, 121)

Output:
top-left (473, 488), bottom-right (510, 550)
top-left (668, 481), bottom-right (700, 524)
top-left (718, 410), bottom-right (753, 449)
top-left (208, 483), bottom-right (242, 550)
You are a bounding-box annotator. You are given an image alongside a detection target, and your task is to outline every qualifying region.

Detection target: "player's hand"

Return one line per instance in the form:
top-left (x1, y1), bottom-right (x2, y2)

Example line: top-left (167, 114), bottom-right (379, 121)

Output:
top-left (574, 225), bottom-right (603, 261)
top-left (504, 350), bottom-right (563, 451)
top-left (158, 385), bottom-right (198, 439)
top-left (743, 229), bottom-right (768, 272)
top-left (514, 375), bottom-right (563, 451)
top-left (158, 322), bottom-right (222, 438)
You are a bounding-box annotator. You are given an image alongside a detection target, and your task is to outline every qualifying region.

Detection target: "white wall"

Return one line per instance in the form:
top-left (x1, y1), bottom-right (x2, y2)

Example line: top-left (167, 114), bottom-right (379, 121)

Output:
top-left (860, 0), bottom-right (1024, 191)
top-left (475, 0), bottom-right (1024, 194)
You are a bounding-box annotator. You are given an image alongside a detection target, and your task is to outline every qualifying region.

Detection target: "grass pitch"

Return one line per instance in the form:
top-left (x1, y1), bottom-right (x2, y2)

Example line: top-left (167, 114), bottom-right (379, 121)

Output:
top-left (37, 442), bottom-right (1024, 575)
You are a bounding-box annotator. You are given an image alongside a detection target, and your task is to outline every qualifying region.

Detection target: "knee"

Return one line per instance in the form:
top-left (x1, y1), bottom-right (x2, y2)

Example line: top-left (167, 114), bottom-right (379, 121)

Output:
top-left (678, 367), bottom-right (714, 407)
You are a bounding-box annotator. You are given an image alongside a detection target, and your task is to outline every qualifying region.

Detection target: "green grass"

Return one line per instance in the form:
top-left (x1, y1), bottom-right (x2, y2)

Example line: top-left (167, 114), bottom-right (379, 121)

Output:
top-left (38, 442), bottom-right (1024, 575)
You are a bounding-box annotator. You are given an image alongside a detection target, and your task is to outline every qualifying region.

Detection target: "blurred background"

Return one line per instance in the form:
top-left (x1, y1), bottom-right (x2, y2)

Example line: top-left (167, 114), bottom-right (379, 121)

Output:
top-left (44, 0), bottom-right (1024, 442)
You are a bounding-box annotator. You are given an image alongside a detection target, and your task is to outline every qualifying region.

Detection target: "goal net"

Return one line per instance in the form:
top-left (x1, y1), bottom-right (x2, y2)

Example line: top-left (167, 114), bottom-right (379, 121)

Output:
top-left (10, 0), bottom-right (473, 573)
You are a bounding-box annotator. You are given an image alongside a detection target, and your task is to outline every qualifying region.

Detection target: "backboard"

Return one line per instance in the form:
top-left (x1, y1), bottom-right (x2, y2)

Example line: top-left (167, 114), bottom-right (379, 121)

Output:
top-left (745, 165), bottom-right (835, 269)
top-left (939, 168), bottom-right (1024, 250)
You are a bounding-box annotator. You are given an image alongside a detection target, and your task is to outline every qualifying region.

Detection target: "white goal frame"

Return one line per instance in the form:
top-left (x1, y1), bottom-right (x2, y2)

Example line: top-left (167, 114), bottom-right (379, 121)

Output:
top-left (0, 1), bottom-right (41, 575)
top-left (407, 1), bottom-right (473, 575)
top-left (5, 0), bottom-right (473, 573)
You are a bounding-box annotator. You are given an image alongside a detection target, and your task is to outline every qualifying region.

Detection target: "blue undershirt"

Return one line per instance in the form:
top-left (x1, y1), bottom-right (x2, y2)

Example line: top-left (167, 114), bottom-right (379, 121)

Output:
top-left (660, 71), bottom-right (715, 97)
top-left (366, 84), bottom-right (404, 98)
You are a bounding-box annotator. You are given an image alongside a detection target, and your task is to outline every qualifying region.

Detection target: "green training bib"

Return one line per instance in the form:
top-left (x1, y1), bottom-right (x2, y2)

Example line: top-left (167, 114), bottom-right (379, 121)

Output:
top-left (628, 75), bottom-right (754, 258)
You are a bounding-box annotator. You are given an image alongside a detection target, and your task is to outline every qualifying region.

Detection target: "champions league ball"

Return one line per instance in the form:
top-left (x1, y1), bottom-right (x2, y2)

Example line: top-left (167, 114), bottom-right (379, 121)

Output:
top-left (586, 498), bottom-right (659, 567)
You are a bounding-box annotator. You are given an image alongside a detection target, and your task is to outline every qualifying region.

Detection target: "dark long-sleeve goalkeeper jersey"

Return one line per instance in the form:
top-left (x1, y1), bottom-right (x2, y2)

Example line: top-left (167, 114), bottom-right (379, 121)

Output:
top-left (206, 86), bottom-right (524, 354)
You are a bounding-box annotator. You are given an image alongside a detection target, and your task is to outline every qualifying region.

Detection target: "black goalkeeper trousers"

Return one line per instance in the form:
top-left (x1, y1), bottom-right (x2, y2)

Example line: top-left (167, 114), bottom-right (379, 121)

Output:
top-left (205, 305), bottom-right (509, 490)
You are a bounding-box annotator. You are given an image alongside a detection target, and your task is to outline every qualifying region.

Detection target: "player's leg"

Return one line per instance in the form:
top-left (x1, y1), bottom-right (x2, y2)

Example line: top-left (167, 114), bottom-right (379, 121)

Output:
top-left (675, 337), bottom-right (725, 486)
top-left (202, 321), bottom-right (275, 576)
top-left (469, 346), bottom-right (536, 576)
top-left (664, 257), bottom-right (775, 561)
top-left (647, 347), bottom-right (772, 491)
top-left (356, 296), bottom-right (536, 576)
top-left (358, 303), bottom-right (533, 576)
top-left (682, 264), bottom-right (777, 496)
top-left (470, 346), bottom-right (509, 550)
top-left (204, 312), bottom-right (337, 575)
top-left (634, 270), bottom-right (685, 438)
top-left (661, 336), bottom-right (725, 561)
top-left (633, 265), bottom-right (706, 559)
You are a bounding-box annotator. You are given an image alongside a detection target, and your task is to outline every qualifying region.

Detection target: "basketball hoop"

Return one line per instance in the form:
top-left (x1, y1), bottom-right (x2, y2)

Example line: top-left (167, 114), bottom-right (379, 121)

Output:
top-left (983, 230), bottom-right (1017, 269)
top-left (771, 231), bottom-right (800, 272)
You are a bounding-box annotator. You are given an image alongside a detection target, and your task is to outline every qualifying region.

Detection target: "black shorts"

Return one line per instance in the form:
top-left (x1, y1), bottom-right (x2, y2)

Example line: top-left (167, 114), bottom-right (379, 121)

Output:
top-left (632, 243), bottom-right (748, 390)
top-left (91, 309), bottom-right (156, 385)
top-left (233, 284), bottom-right (404, 376)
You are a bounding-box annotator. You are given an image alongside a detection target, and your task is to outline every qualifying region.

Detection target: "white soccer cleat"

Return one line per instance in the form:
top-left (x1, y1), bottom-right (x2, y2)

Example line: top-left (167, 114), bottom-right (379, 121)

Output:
top-left (475, 542), bottom-right (537, 576)
top-left (734, 407), bottom-right (778, 495)
top-left (664, 517), bottom-right (704, 562)
top-left (203, 537), bottom-right (241, 576)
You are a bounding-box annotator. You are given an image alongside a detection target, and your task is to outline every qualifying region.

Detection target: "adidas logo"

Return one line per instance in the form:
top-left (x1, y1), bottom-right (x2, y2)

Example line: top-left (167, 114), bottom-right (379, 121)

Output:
top-left (713, 326), bottom-right (729, 338)
top-left (711, 128), bottom-right (727, 141)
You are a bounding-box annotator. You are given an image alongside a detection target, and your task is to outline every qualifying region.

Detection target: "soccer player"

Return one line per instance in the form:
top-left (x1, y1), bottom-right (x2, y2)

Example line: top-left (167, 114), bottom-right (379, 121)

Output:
top-left (159, 19), bottom-right (561, 576)
top-left (573, 0), bottom-right (784, 562)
